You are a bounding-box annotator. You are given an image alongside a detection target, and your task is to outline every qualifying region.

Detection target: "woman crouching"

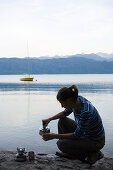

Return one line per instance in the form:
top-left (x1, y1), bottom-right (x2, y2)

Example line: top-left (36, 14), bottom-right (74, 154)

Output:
top-left (42, 84), bottom-right (105, 164)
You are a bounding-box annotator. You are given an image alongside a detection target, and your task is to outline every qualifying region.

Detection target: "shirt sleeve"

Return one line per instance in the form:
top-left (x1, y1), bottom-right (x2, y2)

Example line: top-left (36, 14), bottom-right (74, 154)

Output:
top-left (62, 109), bottom-right (73, 116)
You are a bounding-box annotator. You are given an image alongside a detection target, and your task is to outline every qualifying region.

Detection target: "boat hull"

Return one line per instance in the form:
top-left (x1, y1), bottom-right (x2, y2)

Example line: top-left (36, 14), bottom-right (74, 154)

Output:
top-left (20, 77), bottom-right (34, 81)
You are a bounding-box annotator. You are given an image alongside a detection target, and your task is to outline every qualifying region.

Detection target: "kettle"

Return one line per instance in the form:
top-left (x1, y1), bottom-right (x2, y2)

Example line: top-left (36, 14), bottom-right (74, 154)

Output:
top-left (39, 126), bottom-right (50, 136)
top-left (15, 147), bottom-right (27, 162)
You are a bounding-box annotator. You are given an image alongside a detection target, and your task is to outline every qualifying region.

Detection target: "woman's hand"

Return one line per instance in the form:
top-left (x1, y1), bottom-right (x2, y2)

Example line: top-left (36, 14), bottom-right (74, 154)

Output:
top-left (42, 133), bottom-right (56, 141)
top-left (42, 118), bottom-right (51, 128)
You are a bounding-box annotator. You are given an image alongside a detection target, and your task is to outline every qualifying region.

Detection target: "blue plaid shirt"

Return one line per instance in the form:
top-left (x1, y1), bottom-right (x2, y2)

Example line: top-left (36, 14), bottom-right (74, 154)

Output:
top-left (63, 96), bottom-right (105, 140)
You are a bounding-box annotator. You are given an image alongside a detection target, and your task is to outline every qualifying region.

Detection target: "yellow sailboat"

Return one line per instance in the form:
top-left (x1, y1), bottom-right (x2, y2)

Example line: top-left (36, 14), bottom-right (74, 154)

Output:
top-left (20, 77), bottom-right (33, 81)
top-left (20, 41), bottom-right (34, 82)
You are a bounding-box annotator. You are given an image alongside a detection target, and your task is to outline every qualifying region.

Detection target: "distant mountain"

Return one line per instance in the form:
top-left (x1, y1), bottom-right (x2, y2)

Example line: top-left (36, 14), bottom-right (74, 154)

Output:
top-left (67, 54), bottom-right (105, 61)
top-left (0, 54), bottom-right (113, 74)
top-left (97, 53), bottom-right (113, 61)
top-left (39, 53), bottom-right (113, 61)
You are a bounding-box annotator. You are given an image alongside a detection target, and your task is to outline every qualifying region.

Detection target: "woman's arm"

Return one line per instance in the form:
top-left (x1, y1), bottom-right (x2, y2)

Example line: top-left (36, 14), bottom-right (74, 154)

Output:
top-left (42, 112), bottom-right (65, 127)
top-left (42, 133), bottom-right (75, 141)
top-left (49, 112), bottom-right (65, 121)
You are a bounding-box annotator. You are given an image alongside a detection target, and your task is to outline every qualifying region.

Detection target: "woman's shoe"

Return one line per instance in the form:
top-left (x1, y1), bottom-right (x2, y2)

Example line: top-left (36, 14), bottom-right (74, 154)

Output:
top-left (87, 151), bottom-right (104, 165)
top-left (55, 151), bottom-right (87, 161)
top-left (55, 151), bottom-right (72, 158)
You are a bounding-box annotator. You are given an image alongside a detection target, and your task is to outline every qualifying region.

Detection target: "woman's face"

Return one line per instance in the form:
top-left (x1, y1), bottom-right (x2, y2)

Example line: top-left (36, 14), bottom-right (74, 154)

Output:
top-left (60, 98), bottom-right (74, 110)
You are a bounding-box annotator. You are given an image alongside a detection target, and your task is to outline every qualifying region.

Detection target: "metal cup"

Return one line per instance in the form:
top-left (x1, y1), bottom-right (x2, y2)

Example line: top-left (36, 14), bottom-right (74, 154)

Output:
top-left (28, 151), bottom-right (35, 160)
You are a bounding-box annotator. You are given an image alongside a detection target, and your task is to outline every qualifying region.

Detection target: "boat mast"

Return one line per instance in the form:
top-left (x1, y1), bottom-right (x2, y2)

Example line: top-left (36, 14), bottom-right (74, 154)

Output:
top-left (27, 40), bottom-right (30, 77)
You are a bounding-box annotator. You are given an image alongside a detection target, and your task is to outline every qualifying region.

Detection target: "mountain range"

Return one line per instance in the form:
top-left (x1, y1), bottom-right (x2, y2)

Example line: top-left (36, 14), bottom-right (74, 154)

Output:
top-left (0, 53), bottom-right (113, 74)
top-left (39, 53), bottom-right (113, 61)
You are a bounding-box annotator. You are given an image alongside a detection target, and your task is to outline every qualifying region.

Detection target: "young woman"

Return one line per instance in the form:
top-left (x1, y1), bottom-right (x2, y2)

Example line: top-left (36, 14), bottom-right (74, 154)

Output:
top-left (42, 84), bottom-right (105, 164)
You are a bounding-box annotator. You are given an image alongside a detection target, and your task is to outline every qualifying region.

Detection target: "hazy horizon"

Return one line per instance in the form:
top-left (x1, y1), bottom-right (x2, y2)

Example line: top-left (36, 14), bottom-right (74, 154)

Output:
top-left (0, 52), bottom-right (113, 59)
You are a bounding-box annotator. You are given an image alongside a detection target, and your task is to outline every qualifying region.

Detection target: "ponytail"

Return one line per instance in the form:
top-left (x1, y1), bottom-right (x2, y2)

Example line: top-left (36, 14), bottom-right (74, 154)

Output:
top-left (57, 84), bottom-right (79, 102)
top-left (68, 84), bottom-right (78, 97)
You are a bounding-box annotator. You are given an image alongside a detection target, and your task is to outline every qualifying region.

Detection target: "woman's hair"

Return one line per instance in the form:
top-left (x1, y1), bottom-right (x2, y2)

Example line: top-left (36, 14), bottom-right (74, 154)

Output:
top-left (57, 84), bottom-right (79, 102)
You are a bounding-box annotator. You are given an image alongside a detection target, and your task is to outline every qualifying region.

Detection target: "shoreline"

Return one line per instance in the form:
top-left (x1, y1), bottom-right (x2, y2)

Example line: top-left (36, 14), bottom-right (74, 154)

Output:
top-left (0, 151), bottom-right (113, 170)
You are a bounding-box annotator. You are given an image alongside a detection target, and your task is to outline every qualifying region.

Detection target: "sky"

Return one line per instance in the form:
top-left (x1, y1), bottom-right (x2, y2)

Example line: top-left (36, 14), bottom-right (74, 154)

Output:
top-left (0, 0), bottom-right (113, 58)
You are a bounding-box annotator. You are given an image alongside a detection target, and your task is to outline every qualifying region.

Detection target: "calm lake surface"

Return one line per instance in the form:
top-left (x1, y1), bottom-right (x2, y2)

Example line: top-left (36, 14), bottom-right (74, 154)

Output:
top-left (0, 74), bottom-right (113, 157)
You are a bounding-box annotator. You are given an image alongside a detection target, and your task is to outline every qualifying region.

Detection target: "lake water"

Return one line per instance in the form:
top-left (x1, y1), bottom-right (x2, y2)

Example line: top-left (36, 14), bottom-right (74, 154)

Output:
top-left (0, 74), bottom-right (113, 157)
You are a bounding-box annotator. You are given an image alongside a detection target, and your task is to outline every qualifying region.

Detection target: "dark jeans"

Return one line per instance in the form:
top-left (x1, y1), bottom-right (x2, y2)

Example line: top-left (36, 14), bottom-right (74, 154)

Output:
top-left (57, 117), bottom-right (105, 155)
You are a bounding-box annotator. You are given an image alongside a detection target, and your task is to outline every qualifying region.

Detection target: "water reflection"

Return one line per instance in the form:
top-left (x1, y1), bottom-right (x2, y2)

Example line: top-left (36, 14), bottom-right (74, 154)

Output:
top-left (27, 86), bottom-right (31, 120)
